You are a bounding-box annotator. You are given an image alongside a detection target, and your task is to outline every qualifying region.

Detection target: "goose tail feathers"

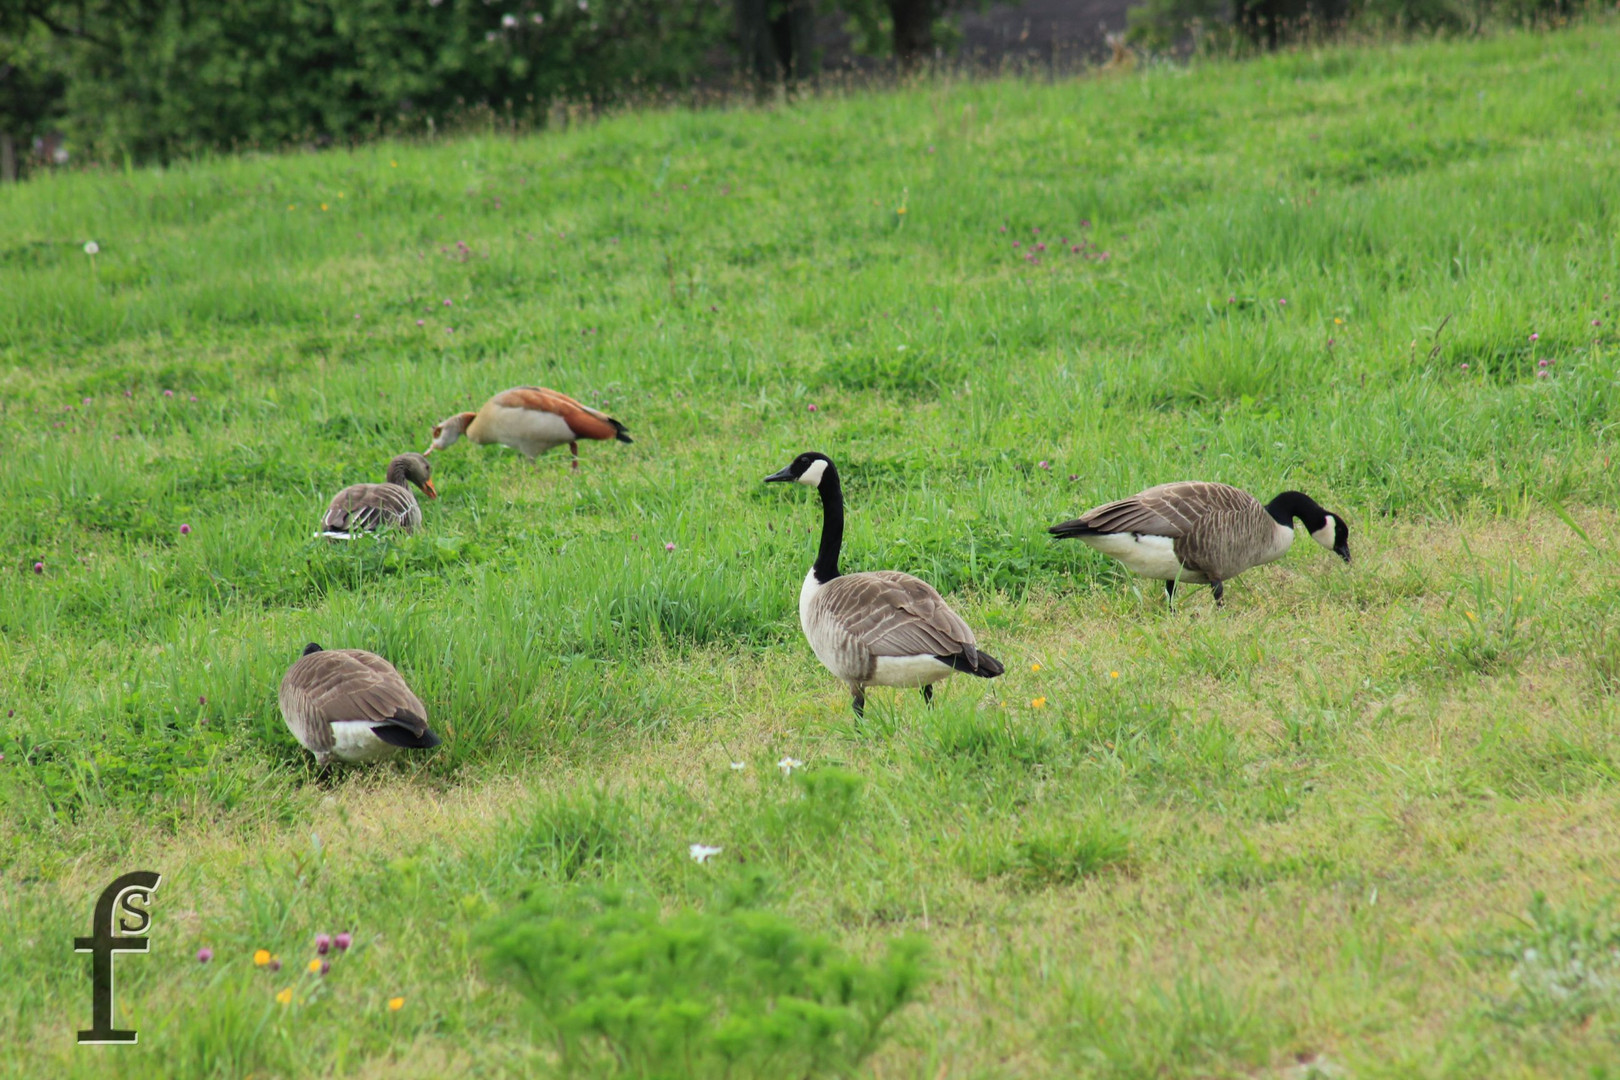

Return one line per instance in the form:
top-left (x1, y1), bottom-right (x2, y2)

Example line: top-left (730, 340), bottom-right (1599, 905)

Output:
top-left (937, 651), bottom-right (1005, 679)
top-left (609, 418), bottom-right (633, 444)
top-left (1048, 518), bottom-right (1100, 539)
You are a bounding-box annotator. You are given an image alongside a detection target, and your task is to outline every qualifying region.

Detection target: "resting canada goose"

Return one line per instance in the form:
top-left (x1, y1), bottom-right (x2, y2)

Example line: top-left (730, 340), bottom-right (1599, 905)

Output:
top-left (1049, 482), bottom-right (1350, 605)
top-left (427, 386), bottom-right (631, 470)
top-left (318, 453), bottom-right (436, 540)
top-left (766, 452), bottom-right (1004, 716)
top-left (278, 643), bottom-right (441, 775)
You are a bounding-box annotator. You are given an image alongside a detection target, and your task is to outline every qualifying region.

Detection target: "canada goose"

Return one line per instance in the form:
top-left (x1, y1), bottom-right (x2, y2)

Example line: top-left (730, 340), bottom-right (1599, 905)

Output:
top-left (1049, 482), bottom-right (1350, 605)
top-left (318, 453), bottom-right (436, 540)
top-left (278, 643), bottom-right (442, 775)
top-left (765, 452), bottom-right (1004, 716)
top-left (426, 386), bottom-right (631, 470)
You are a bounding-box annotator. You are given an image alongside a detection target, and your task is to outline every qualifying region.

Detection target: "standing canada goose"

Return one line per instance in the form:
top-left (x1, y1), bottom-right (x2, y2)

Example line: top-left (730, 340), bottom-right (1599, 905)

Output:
top-left (765, 452), bottom-right (1004, 716)
top-left (426, 386), bottom-right (631, 470)
top-left (1048, 482), bottom-right (1350, 605)
top-left (278, 643), bottom-right (442, 775)
top-left (318, 453), bottom-right (437, 540)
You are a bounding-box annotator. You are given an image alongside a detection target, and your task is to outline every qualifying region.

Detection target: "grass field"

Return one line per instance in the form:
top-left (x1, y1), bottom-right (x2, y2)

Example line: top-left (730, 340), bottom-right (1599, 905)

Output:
top-left (3, 20), bottom-right (1620, 1078)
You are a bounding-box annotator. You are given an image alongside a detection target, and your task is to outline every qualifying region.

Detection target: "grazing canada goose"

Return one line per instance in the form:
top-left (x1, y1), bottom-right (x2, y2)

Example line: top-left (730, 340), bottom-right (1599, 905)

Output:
top-left (1049, 482), bottom-right (1350, 605)
top-left (318, 453), bottom-right (436, 540)
top-left (278, 643), bottom-right (441, 775)
top-left (765, 452), bottom-right (1004, 716)
top-left (426, 386), bottom-right (632, 470)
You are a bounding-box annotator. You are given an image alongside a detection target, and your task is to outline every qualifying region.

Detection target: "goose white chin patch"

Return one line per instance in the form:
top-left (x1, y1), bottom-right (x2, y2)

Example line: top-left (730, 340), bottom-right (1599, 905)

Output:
top-left (796, 459), bottom-right (829, 487)
top-left (1311, 515), bottom-right (1338, 550)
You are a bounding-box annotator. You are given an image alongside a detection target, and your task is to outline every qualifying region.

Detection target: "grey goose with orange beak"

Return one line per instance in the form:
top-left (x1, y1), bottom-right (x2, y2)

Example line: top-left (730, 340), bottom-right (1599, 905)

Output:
top-left (766, 452), bottom-right (1004, 716)
top-left (318, 453), bottom-right (437, 540)
top-left (1049, 482), bottom-right (1350, 605)
top-left (278, 643), bottom-right (442, 777)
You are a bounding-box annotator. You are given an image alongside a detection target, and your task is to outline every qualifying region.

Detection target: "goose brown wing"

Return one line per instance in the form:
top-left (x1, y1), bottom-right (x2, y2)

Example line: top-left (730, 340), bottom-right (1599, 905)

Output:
top-left (499, 386), bottom-right (622, 441)
top-left (322, 483), bottom-right (420, 533)
top-left (278, 650), bottom-right (430, 752)
top-left (818, 571), bottom-right (981, 663)
top-left (1065, 482), bottom-right (1256, 537)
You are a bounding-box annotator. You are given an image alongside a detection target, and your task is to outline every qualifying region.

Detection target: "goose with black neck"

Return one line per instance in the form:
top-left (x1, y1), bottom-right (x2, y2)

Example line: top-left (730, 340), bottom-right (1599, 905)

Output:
top-left (1048, 481), bottom-right (1351, 606)
top-left (765, 452), bottom-right (1004, 716)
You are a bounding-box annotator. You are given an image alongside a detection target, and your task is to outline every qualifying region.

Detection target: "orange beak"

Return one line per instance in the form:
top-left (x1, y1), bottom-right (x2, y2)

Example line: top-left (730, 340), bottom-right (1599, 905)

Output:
top-left (423, 480), bottom-right (438, 499)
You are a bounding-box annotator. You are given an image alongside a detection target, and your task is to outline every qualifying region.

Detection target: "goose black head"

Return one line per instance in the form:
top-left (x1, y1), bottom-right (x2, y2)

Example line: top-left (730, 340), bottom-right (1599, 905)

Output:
top-left (302, 642), bottom-right (324, 656)
top-left (1267, 491), bottom-right (1351, 564)
top-left (765, 452), bottom-right (835, 488)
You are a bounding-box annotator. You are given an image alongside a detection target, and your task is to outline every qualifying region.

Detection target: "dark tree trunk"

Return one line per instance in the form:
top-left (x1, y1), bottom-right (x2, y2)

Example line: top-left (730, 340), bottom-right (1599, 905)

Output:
top-left (0, 132), bottom-right (15, 184)
top-left (889, 0), bottom-right (935, 69)
top-left (736, 0), bottom-right (816, 85)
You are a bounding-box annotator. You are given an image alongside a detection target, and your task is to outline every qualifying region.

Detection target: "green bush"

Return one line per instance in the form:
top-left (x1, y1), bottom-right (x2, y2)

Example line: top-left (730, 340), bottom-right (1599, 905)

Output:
top-left (24, 0), bottom-right (731, 163)
top-left (478, 886), bottom-right (928, 1078)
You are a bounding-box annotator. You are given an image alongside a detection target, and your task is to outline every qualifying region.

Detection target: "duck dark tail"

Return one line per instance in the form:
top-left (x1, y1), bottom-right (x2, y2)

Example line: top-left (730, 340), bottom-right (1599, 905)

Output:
top-left (938, 651), bottom-right (1005, 679)
top-left (610, 418), bottom-right (633, 444)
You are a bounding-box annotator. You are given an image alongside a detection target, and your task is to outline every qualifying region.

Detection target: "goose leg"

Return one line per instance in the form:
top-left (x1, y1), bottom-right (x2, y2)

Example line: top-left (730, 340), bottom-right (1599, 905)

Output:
top-left (569, 441), bottom-right (581, 471)
top-left (1164, 580), bottom-right (1176, 603)
top-left (852, 689), bottom-right (866, 718)
top-left (922, 684), bottom-right (934, 706)
top-left (314, 754), bottom-right (333, 784)
top-left (1211, 580), bottom-right (1225, 607)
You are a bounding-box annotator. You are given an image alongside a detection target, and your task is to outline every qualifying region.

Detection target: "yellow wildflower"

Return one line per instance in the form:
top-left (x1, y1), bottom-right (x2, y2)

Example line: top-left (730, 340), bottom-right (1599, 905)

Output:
top-left (1109, 670), bottom-right (1120, 679)
top-left (1334, 318), bottom-right (1344, 325)
top-left (320, 203), bottom-right (329, 212)
top-left (287, 204), bottom-right (295, 211)
top-left (1030, 696), bottom-right (1047, 709)
top-left (896, 207), bottom-right (907, 215)
top-left (253, 949), bottom-right (271, 967)
top-left (390, 160), bottom-right (398, 168)
top-left (276, 988), bottom-right (293, 1005)
top-left (1465, 611), bottom-right (1476, 621)
top-left (1030, 662), bottom-right (1042, 672)
top-left (388, 997), bottom-right (405, 1011)
top-left (307, 958), bottom-right (322, 974)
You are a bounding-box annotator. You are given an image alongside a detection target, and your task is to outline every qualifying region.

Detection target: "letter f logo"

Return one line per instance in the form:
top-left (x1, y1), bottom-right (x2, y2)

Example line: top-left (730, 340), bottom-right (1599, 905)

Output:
top-left (75, 871), bottom-right (162, 1044)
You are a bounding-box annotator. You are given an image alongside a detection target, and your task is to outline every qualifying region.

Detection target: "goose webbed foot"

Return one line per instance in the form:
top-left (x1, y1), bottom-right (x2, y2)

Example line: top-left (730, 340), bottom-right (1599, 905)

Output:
top-left (1212, 580), bottom-right (1225, 607)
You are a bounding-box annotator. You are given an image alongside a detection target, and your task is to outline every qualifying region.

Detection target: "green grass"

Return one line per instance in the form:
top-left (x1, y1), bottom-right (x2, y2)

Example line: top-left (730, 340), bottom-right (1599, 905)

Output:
top-left (3, 20), bottom-right (1620, 1078)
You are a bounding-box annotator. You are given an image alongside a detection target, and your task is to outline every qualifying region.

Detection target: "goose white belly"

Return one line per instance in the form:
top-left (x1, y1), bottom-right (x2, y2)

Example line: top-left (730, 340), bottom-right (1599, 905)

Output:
top-left (328, 721), bottom-right (401, 764)
top-left (1081, 533), bottom-right (1208, 583)
top-left (871, 654), bottom-right (956, 688)
top-left (475, 404), bottom-right (575, 458)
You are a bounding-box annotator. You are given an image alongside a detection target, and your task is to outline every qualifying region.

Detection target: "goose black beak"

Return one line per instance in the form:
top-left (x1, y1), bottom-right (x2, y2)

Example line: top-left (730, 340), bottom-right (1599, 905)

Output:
top-left (763, 466), bottom-right (795, 483)
top-left (1335, 544), bottom-right (1351, 564)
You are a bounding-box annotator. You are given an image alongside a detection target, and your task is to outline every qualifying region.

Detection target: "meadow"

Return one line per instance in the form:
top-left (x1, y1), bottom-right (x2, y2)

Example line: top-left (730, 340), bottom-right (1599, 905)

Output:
top-left (2, 20), bottom-right (1619, 1078)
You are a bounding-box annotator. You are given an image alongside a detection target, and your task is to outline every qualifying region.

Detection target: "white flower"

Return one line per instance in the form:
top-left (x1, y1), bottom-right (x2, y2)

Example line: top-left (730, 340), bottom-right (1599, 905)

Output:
top-left (83, 241), bottom-right (100, 255)
top-left (777, 756), bottom-right (803, 775)
top-left (501, 13), bottom-right (517, 26)
top-left (729, 761), bottom-right (746, 771)
top-left (689, 843), bottom-right (722, 864)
